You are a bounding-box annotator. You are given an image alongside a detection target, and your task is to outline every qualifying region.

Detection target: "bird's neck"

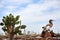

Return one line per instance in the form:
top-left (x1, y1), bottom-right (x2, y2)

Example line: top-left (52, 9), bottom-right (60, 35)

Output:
top-left (49, 21), bottom-right (53, 24)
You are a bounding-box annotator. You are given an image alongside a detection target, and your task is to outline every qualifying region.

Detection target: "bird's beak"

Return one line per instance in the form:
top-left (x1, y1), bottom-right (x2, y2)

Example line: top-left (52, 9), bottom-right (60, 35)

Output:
top-left (53, 20), bottom-right (54, 21)
top-left (52, 20), bottom-right (54, 21)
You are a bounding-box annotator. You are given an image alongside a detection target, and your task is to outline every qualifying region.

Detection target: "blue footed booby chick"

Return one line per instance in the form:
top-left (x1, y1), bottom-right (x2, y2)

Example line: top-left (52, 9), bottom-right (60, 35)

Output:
top-left (45, 19), bottom-right (53, 30)
top-left (42, 19), bottom-right (53, 31)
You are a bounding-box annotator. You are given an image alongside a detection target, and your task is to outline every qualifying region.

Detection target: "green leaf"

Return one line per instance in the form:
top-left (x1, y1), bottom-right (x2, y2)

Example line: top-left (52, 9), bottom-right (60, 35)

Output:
top-left (2, 26), bottom-right (7, 32)
top-left (0, 23), bottom-right (4, 26)
top-left (18, 30), bottom-right (22, 35)
top-left (15, 21), bottom-right (20, 24)
top-left (3, 16), bottom-right (5, 19)
top-left (21, 25), bottom-right (26, 29)
top-left (15, 16), bottom-right (20, 21)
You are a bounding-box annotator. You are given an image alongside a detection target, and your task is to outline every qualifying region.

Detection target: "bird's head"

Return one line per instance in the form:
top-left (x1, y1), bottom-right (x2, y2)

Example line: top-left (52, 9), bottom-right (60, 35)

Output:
top-left (49, 19), bottom-right (54, 24)
top-left (49, 19), bottom-right (54, 22)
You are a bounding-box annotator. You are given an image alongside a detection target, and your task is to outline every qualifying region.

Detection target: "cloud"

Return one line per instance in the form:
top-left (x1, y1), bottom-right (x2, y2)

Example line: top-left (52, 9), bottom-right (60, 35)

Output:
top-left (0, 4), bottom-right (3, 8)
top-left (0, 0), bottom-right (60, 34)
top-left (5, 6), bottom-right (15, 9)
top-left (13, 0), bottom-right (60, 24)
top-left (0, 0), bottom-right (31, 6)
top-left (12, 0), bottom-right (60, 33)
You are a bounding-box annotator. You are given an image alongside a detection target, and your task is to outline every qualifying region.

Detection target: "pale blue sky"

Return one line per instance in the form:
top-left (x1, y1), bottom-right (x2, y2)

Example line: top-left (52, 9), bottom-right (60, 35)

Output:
top-left (0, 0), bottom-right (60, 34)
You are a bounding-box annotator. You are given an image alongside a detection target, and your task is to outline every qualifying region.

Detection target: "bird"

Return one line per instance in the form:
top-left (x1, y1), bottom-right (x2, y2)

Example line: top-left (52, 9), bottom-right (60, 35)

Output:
top-left (46, 19), bottom-right (53, 28)
top-left (42, 19), bottom-right (53, 31)
top-left (45, 19), bottom-right (53, 30)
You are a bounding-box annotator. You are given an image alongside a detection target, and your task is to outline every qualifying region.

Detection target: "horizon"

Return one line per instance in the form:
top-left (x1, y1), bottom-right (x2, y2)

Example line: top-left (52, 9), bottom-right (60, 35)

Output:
top-left (0, 0), bottom-right (60, 35)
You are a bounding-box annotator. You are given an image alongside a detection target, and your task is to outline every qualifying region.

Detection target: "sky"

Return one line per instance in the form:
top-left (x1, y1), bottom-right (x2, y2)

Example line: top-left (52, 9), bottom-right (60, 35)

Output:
top-left (0, 0), bottom-right (60, 35)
